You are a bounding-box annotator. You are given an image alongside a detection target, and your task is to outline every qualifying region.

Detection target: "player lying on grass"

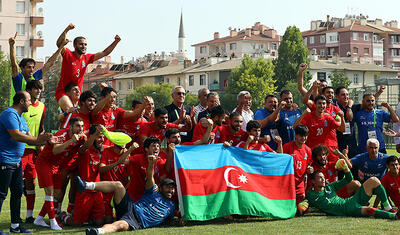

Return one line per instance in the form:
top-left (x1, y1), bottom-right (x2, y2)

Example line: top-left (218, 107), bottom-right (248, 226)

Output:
top-left (307, 159), bottom-right (398, 219)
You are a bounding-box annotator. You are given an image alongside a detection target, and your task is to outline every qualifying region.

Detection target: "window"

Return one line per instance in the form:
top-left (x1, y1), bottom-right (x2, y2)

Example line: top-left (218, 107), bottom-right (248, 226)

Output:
top-left (353, 32), bottom-right (359, 40)
top-left (353, 74), bottom-right (359, 84)
top-left (317, 72), bottom-right (326, 81)
top-left (251, 44), bottom-right (256, 49)
top-left (258, 44), bottom-right (264, 49)
top-left (230, 43), bottom-right (236, 50)
top-left (127, 80), bottom-right (133, 90)
top-left (189, 75), bottom-right (194, 86)
top-left (16, 24), bottom-right (24, 35)
top-left (311, 48), bottom-right (317, 55)
top-left (166, 78), bottom-right (170, 83)
top-left (118, 81), bottom-right (122, 90)
top-left (178, 77), bottom-right (182, 86)
top-left (320, 35), bottom-right (325, 43)
top-left (16, 1), bottom-right (25, 13)
top-left (271, 43), bottom-right (277, 50)
top-left (200, 46), bottom-right (206, 54)
top-left (303, 37), bottom-right (307, 45)
top-left (0, 23), bottom-right (2, 35)
top-left (329, 35), bottom-right (339, 42)
top-left (200, 74), bottom-right (206, 85)
top-left (353, 47), bottom-right (358, 54)
top-left (154, 76), bottom-right (162, 84)
top-left (0, 0), bottom-right (2, 12)
top-left (16, 46), bottom-right (24, 57)
top-left (364, 33), bottom-right (369, 41)
top-left (310, 36), bottom-right (314, 44)
top-left (320, 49), bottom-right (325, 56)
top-left (364, 48), bottom-right (370, 55)
top-left (373, 35), bottom-right (378, 42)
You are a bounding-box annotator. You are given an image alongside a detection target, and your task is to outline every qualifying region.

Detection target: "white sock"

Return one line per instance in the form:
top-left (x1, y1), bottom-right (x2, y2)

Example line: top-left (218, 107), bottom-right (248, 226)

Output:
top-left (86, 182), bottom-right (95, 190)
top-left (10, 223), bottom-right (19, 229)
top-left (49, 218), bottom-right (58, 226)
top-left (98, 228), bottom-right (105, 234)
top-left (26, 210), bottom-right (33, 218)
top-left (44, 195), bottom-right (54, 201)
top-left (384, 205), bottom-right (393, 211)
top-left (36, 215), bottom-right (44, 220)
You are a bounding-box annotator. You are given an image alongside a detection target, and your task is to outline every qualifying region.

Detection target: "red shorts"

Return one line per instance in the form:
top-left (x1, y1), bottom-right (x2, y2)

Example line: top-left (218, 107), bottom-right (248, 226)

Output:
top-left (36, 157), bottom-right (62, 189)
top-left (72, 191), bottom-right (105, 223)
top-left (21, 149), bottom-right (37, 179)
top-left (59, 155), bottom-right (79, 172)
top-left (102, 192), bottom-right (114, 216)
top-left (295, 186), bottom-right (306, 204)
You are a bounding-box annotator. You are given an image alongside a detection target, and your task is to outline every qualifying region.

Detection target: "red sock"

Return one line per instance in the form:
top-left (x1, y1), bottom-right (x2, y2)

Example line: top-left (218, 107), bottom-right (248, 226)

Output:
top-left (48, 200), bottom-right (55, 219)
top-left (67, 203), bottom-right (74, 214)
top-left (38, 201), bottom-right (47, 217)
top-left (26, 191), bottom-right (35, 211)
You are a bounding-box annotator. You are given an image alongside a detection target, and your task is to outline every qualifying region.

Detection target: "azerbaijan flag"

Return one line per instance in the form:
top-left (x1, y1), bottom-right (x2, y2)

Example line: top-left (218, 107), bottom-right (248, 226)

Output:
top-left (174, 144), bottom-right (296, 221)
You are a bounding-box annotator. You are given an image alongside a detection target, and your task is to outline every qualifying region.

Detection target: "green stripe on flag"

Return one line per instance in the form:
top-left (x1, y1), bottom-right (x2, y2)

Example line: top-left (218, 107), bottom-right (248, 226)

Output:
top-left (182, 190), bottom-right (296, 221)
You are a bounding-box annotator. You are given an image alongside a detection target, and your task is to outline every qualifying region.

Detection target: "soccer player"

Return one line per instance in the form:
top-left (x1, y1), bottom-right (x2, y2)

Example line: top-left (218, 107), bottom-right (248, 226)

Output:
top-left (277, 90), bottom-right (302, 145)
top-left (0, 91), bottom-right (56, 234)
top-left (34, 117), bottom-right (86, 230)
top-left (216, 112), bottom-right (247, 146)
top-left (55, 23), bottom-right (121, 112)
top-left (353, 94), bottom-right (399, 153)
top-left (79, 151), bottom-right (176, 234)
top-left (237, 120), bottom-right (278, 152)
top-left (192, 105), bottom-right (226, 143)
top-left (307, 160), bottom-right (398, 219)
top-left (197, 92), bottom-right (220, 121)
top-left (8, 32), bottom-right (67, 105)
top-left (297, 63), bottom-right (327, 99)
top-left (117, 98), bottom-right (148, 143)
top-left (57, 83), bottom-right (81, 124)
top-left (283, 125), bottom-right (312, 206)
top-left (381, 156), bottom-right (400, 209)
top-left (22, 80), bottom-right (46, 223)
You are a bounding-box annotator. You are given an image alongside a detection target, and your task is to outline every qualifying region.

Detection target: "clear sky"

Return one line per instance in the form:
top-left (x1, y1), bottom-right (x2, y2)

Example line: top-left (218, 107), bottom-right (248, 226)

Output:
top-left (36, 0), bottom-right (400, 63)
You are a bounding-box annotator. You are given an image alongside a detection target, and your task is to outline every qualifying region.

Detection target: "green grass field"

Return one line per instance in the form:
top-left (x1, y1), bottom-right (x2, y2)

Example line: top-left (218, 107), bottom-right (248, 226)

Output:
top-left (1, 149), bottom-right (400, 234)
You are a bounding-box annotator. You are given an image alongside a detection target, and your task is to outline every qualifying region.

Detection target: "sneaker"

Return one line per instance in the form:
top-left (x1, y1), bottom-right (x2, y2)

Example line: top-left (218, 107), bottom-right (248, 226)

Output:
top-left (85, 228), bottom-right (99, 235)
top-left (9, 225), bottom-right (32, 233)
top-left (25, 217), bottom-right (34, 224)
top-left (75, 176), bottom-right (86, 193)
top-left (389, 208), bottom-right (398, 213)
top-left (33, 217), bottom-right (49, 227)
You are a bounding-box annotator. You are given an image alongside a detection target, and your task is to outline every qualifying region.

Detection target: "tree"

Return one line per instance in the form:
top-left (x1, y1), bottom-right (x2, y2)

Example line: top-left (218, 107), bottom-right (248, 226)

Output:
top-left (0, 51), bottom-right (11, 113)
top-left (224, 55), bottom-right (276, 110)
top-left (281, 80), bottom-right (307, 110)
top-left (329, 69), bottom-right (351, 91)
top-left (274, 26), bottom-right (311, 90)
top-left (43, 57), bottom-right (62, 132)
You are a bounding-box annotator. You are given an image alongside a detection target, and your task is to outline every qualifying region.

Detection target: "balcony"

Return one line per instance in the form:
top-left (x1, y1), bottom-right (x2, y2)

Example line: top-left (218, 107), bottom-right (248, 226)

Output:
top-left (389, 42), bottom-right (400, 48)
top-left (30, 0), bottom-right (44, 2)
top-left (30, 38), bottom-right (44, 47)
top-left (30, 16), bottom-right (44, 25)
top-left (209, 83), bottom-right (220, 90)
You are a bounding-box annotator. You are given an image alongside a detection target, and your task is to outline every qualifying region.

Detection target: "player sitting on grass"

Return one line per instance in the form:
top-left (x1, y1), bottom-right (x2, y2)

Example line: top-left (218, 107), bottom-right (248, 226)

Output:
top-left (307, 159), bottom-right (399, 219)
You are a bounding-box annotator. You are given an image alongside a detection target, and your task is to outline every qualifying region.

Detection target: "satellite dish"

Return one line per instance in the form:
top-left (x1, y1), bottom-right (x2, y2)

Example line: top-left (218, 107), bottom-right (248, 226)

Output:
top-left (347, 51), bottom-right (351, 57)
top-left (37, 7), bottom-right (43, 16)
top-left (37, 31), bottom-right (43, 39)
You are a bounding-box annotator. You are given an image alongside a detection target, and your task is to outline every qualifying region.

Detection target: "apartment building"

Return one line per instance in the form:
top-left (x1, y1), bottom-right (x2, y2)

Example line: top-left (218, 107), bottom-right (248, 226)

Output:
top-left (0, 0), bottom-right (44, 65)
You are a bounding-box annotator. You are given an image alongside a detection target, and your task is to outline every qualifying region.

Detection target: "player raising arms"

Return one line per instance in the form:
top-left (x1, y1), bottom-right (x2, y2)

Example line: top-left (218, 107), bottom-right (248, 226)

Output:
top-left (55, 23), bottom-right (121, 112)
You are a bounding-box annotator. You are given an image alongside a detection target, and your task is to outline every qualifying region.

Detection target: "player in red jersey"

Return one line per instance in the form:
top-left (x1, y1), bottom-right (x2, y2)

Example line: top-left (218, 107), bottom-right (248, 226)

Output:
top-left (237, 120), bottom-right (278, 152)
top-left (138, 108), bottom-right (192, 148)
top-left (283, 124), bottom-right (312, 207)
top-left (216, 112), bottom-right (247, 146)
top-left (99, 140), bottom-right (139, 223)
top-left (55, 23), bottom-right (121, 112)
top-left (127, 137), bottom-right (167, 201)
top-left (57, 83), bottom-right (81, 124)
top-left (34, 117), bottom-right (85, 230)
top-left (192, 105), bottom-right (226, 143)
top-left (381, 156), bottom-right (400, 208)
top-left (117, 99), bottom-right (147, 143)
top-left (91, 87), bottom-right (146, 147)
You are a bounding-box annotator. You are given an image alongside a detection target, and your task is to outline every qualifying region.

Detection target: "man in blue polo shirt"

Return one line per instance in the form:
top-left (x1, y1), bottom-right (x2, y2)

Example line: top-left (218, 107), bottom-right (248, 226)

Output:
top-left (79, 137), bottom-right (176, 234)
top-left (276, 90), bottom-right (302, 145)
top-left (353, 94), bottom-right (399, 153)
top-left (0, 91), bottom-right (56, 234)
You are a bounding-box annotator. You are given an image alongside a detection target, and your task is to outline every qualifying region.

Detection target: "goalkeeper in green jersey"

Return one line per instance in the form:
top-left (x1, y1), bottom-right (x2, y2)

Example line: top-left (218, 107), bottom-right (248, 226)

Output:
top-left (306, 159), bottom-right (399, 219)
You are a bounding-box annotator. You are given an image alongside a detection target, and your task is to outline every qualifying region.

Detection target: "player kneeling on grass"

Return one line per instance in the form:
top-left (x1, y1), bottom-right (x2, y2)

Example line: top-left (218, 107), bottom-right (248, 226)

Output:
top-left (306, 159), bottom-right (399, 219)
top-left (78, 137), bottom-right (176, 234)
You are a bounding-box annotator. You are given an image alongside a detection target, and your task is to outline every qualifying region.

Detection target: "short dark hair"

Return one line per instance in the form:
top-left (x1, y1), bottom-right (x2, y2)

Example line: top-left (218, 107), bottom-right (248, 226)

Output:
top-left (311, 144), bottom-right (329, 162)
top-left (210, 105), bottom-right (225, 119)
top-left (335, 86), bottom-right (346, 96)
top-left (131, 99), bottom-right (142, 109)
top-left (73, 36), bottom-right (86, 45)
top-left (143, 136), bottom-right (160, 149)
top-left (314, 95), bottom-right (327, 103)
top-left (69, 116), bottom-right (83, 126)
top-left (13, 91), bottom-right (27, 105)
top-left (246, 120), bottom-right (261, 132)
top-left (65, 83), bottom-right (79, 93)
top-left (229, 112), bottom-right (241, 119)
top-left (80, 90), bottom-right (97, 103)
top-left (309, 170), bottom-right (323, 180)
top-left (318, 78), bottom-right (327, 83)
top-left (280, 90), bottom-right (291, 98)
top-left (19, 58), bottom-right (36, 68)
top-left (363, 93), bottom-right (374, 99)
top-left (26, 80), bottom-right (43, 91)
top-left (295, 124), bottom-right (309, 136)
top-left (322, 86), bottom-right (334, 94)
top-left (166, 128), bottom-right (179, 138)
top-left (89, 124), bottom-right (99, 135)
top-left (154, 108), bottom-right (168, 117)
top-left (100, 87), bottom-right (116, 97)
top-left (264, 94), bottom-right (277, 101)
top-left (206, 92), bottom-right (219, 100)
top-left (386, 155), bottom-right (399, 166)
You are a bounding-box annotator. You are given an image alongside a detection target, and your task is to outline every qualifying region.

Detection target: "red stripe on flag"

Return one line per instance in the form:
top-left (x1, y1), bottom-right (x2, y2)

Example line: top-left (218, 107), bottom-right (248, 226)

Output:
top-left (178, 166), bottom-right (295, 200)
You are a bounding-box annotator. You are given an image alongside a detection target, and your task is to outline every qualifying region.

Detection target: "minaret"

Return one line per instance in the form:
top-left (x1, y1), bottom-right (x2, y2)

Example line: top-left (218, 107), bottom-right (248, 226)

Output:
top-left (177, 10), bottom-right (187, 62)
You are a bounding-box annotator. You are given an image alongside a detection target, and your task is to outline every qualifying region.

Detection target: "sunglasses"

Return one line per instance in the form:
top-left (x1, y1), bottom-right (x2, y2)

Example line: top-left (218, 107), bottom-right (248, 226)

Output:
top-left (176, 92), bottom-right (186, 96)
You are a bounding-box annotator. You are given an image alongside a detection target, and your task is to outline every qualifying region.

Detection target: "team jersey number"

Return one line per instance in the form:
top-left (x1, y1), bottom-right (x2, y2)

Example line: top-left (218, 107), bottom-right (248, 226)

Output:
top-left (296, 160), bottom-right (302, 170)
top-left (76, 69), bottom-right (80, 78)
top-left (316, 128), bottom-right (323, 136)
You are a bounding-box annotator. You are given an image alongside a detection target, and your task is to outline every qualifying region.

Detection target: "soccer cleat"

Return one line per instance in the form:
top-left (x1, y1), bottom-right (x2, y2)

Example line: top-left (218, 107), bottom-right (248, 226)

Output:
top-left (33, 217), bottom-right (49, 227)
top-left (389, 208), bottom-right (398, 213)
top-left (85, 228), bottom-right (99, 235)
top-left (25, 217), bottom-right (34, 224)
top-left (9, 225), bottom-right (32, 233)
top-left (75, 176), bottom-right (86, 193)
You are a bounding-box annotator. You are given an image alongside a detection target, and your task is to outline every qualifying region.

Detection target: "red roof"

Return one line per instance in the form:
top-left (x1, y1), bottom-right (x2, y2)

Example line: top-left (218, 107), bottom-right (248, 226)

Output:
top-left (302, 23), bottom-right (384, 36)
top-left (192, 32), bottom-right (280, 46)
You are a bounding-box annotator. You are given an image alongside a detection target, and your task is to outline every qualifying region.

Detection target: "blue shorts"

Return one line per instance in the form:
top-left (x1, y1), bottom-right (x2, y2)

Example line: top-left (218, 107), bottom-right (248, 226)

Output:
top-left (114, 192), bottom-right (143, 230)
